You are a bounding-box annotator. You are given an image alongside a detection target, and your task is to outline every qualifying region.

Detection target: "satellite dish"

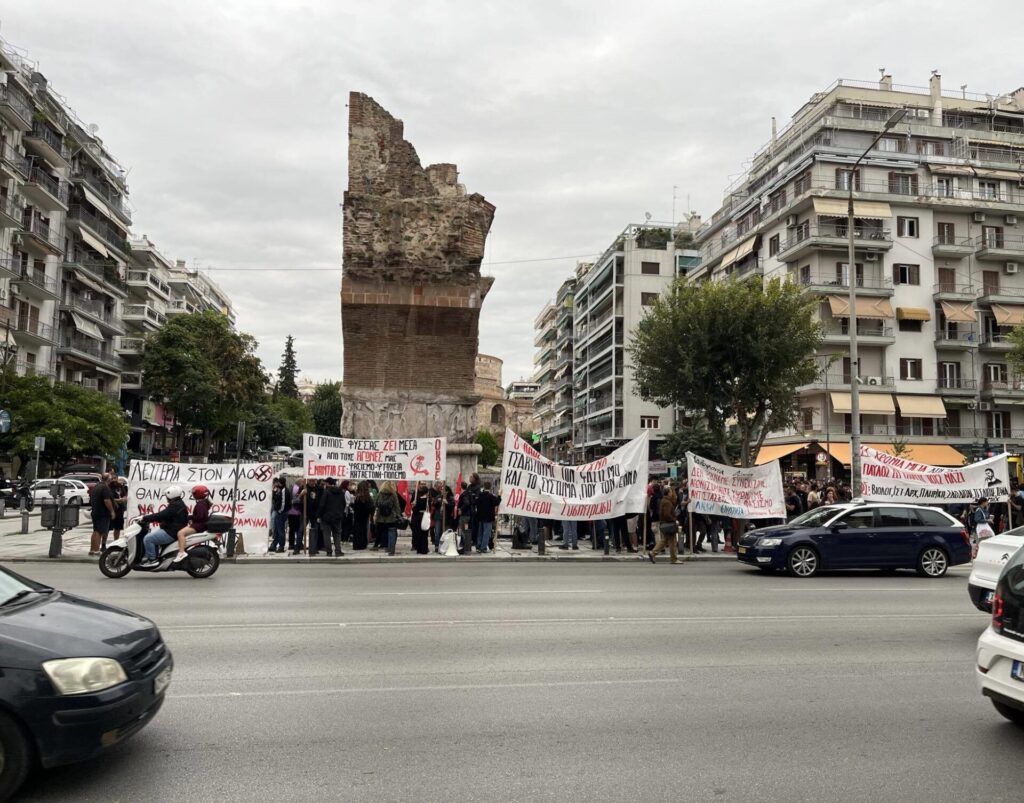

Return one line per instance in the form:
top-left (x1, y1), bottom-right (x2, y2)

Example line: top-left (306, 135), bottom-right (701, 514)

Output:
top-left (644, 212), bottom-right (652, 221)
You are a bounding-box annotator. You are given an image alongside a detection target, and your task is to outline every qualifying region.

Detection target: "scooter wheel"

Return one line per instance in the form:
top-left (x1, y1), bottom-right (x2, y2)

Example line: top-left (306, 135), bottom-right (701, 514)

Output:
top-left (99, 546), bottom-right (131, 578)
top-left (185, 547), bottom-right (220, 579)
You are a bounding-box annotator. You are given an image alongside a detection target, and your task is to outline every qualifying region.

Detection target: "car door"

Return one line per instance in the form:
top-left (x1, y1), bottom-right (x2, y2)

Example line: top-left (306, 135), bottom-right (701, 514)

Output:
top-left (828, 508), bottom-right (880, 568)
top-left (871, 506), bottom-right (918, 567)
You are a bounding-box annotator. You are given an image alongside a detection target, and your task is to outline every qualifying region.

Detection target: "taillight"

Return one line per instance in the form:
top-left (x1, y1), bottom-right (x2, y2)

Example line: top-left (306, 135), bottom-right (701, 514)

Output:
top-left (960, 528), bottom-right (970, 547)
top-left (993, 592), bottom-right (1005, 634)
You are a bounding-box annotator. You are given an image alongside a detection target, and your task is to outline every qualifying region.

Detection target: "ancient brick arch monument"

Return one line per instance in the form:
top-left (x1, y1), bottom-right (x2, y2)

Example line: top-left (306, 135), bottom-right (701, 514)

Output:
top-left (340, 92), bottom-right (495, 479)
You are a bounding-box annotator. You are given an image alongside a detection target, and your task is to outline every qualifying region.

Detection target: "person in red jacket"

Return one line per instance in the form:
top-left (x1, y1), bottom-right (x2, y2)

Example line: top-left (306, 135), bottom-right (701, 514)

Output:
top-left (173, 485), bottom-right (213, 563)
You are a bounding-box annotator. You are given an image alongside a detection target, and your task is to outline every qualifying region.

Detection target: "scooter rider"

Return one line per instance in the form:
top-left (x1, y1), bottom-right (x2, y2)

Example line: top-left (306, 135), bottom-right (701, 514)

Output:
top-left (139, 485), bottom-right (190, 568)
top-left (173, 485), bottom-right (212, 563)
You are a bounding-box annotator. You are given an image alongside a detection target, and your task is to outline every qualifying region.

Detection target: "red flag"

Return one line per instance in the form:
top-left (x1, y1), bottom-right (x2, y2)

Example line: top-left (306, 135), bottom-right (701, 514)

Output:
top-left (454, 472), bottom-right (463, 507)
top-left (397, 480), bottom-right (411, 515)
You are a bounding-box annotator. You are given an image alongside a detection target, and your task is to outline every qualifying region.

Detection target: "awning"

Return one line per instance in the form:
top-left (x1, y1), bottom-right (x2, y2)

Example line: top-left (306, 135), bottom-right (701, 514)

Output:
top-left (821, 442), bottom-right (965, 467)
top-left (830, 392), bottom-right (896, 415)
top-left (81, 186), bottom-right (114, 220)
top-left (720, 236), bottom-right (758, 269)
top-left (993, 304), bottom-right (1024, 326)
top-left (813, 198), bottom-right (892, 220)
top-left (975, 168), bottom-right (1023, 180)
top-left (95, 366), bottom-right (119, 377)
top-left (940, 301), bottom-right (977, 323)
top-left (79, 228), bottom-right (109, 258)
top-left (928, 165), bottom-right (973, 176)
top-left (896, 307), bottom-right (931, 321)
top-left (896, 395), bottom-right (947, 418)
top-left (828, 296), bottom-right (895, 319)
top-left (69, 312), bottom-right (104, 340)
top-left (73, 270), bottom-right (116, 297)
top-left (754, 443), bottom-right (808, 466)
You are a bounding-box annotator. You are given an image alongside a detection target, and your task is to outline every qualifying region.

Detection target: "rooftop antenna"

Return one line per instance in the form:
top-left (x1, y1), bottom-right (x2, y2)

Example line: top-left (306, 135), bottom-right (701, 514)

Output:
top-left (961, 84), bottom-right (968, 99)
top-left (878, 67), bottom-right (886, 78)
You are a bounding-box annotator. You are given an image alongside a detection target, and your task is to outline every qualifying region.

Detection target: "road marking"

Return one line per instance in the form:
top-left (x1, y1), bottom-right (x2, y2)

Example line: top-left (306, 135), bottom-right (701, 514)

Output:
top-left (160, 612), bottom-right (980, 632)
top-left (352, 590), bottom-right (605, 596)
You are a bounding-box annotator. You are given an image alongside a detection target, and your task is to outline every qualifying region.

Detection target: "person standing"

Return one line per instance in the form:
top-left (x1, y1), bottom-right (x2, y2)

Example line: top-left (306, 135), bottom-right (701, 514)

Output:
top-left (351, 481), bottom-right (373, 550)
top-left (457, 481), bottom-right (473, 554)
top-left (432, 482), bottom-right (454, 552)
top-left (109, 476), bottom-right (127, 548)
top-left (475, 480), bottom-right (500, 553)
top-left (286, 479), bottom-right (303, 552)
top-left (88, 472), bottom-right (116, 556)
top-left (649, 488), bottom-right (680, 564)
top-left (374, 481), bottom-right (403, 556)
top-left (410, 481), bottom-right (431, 555)
top-left (270, 478), bottom-right (290, 553)
top-left (317, 478), bottom-right (346, 557)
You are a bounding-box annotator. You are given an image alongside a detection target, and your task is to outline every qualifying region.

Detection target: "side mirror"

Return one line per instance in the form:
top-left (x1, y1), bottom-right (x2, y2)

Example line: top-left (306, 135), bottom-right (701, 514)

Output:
top-left (831, 521), bottom-right (848, 531)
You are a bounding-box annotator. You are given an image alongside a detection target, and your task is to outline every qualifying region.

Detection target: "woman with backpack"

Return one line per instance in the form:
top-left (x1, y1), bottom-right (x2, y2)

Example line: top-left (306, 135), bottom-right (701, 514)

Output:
top-left (374, 480), bottom-right (404, 556)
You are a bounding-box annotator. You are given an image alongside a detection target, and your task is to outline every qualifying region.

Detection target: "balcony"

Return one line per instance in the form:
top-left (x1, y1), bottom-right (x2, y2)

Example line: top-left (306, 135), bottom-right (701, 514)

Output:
top-left (936, 377), bottom-right (978, 395)
top-left (120, 372), bottom-right (143, 390)
top-left (67, 204), bottom-right (129, 257)
top-left (12, 317), bottom-right (55, 345)
top-left (61, 294), bottom-right (123, 332)
top-left (19, 216), bottom-right (64, 257)
top-left (934, 327), bottom-right (979, 349)
top-left (932, 234), bottom-right (975, 259)
top-left (58, 335), bottom-right (121, 370)
top-left (975, 234), bottom-right (1024, 262)
top-left (0, 140), bottom-right (29, 180)
top-left (126, 270), bottom-right (171, 300)
top-left (0, 84), bottom-right (32, 130)
top-left (14, 360), bottom-right (55, 381)
top-left (23, 167), bottom-right (69, 212)
top-left (932, 282), bottom-right (976, 301)
top-left (821, 320), bottom-right (895, 346)
top-left (115, 337), bottom-right (146, 355)
top-left (798, 370), bottom-right (895, 392)
top-left (982, 377), bottom-right (1024, 397)
top-left (72, 171), bottom-right (133, 226)
top-left (0, 194), bottom-right (22, 229)
top-left (15, 270), bottom-right (58, 300)
top-left (976, 284), bottom-right (1024, 306)
top-left (797, 269), bottom-right (894, 298)
top-left (64, 258), bottom-right (128, 297)
top-left (980, 333), bottom-right (1013, 352)
top-left (0, 258), bottom-right (18, 280)
top-left (778, 224), bottom-right (892, 262)
top-left (23, 123), bottom-right (70, 168)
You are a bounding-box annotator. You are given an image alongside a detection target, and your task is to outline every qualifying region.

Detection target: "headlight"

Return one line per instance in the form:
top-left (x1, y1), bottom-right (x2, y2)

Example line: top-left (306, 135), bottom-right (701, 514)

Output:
top-left (757, 537), bottom-right (783, 547)
top-left (42, 657), bottom-right (128, 695)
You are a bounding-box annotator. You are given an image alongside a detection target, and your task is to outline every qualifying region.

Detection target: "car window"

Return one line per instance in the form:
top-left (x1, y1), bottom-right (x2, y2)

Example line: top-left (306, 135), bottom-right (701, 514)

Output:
top-left (877, 507), bottom-right (912, 526)
top-left (838, 510), bottom-right (875, 529)
top-left (789, 506), bottom-right (846, 527)
top-left (913, 508), bottom-right (956, 527)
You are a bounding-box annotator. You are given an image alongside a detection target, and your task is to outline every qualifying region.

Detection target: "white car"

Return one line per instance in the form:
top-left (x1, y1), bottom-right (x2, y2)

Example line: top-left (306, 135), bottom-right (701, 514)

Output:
top-left (968, 526), bottom-right (1024, 611)
top-left (976, 547), bottom-right (1024, 727)
top-left (30, 479), bottom-right (90, 506)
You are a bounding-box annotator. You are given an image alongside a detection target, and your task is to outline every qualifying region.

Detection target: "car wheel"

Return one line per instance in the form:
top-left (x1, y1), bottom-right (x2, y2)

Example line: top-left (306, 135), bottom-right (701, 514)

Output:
top-left (786, 546), bottom-right (819, 578)
top-left (99, 546), bottom-right (131, 579)
top-left (916, 546), bottom-right (949, 578)
top-left (0, 711), bottom-right (32, 801)
top-left (992, 699), bottom-right (1024, 727)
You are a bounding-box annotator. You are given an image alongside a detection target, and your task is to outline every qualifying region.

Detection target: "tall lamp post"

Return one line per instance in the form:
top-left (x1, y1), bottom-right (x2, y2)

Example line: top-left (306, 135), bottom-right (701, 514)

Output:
top-left (847, 107), bottom-right (907, 497)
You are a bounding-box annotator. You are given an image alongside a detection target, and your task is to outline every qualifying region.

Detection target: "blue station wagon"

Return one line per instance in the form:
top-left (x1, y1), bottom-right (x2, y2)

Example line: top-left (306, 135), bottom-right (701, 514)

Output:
top-left (737, 503), bottom-right (972, 578)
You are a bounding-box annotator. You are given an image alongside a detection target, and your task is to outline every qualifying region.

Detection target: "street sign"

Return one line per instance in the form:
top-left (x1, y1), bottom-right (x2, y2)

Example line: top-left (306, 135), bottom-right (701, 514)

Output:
top-left (34, 436), bottom-right (45, 451)
top-left (0, 410), bottom-right (10, 434)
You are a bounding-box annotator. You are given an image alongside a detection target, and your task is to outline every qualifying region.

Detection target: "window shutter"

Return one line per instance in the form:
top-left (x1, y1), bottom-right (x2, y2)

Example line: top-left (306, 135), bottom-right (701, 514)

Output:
top-left (899, 359), bottom-right (907, 380)
top-left (835, 167), bottom-right (844, 188)
top-left (888, 171), bottom-right (896, 193)
top-left (910, 265), bottom-right (920, 284)
top-left (910, 175), bottom-right (919, 194)
top-left (892, 264), bottom-right (899, 284)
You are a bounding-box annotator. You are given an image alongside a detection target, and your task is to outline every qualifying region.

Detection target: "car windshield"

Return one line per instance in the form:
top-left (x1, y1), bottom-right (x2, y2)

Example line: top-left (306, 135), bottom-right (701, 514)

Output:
top-left (0, 567), bottom-right (50, 606)
top-left (1000, 525), bottom-right (1024, 538)
top-left (787, 505), bottom-right (846, 528)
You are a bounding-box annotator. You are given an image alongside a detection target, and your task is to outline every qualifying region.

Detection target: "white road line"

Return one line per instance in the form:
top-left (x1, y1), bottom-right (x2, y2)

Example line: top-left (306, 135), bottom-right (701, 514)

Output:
top-left (159, 612), bottom-right (980, 632)
top-left (352, 590), bottom-right (605, 596)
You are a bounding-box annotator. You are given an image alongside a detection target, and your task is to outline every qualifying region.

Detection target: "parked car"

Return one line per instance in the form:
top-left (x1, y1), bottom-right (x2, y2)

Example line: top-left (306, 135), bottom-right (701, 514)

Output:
top-left (30, 479), bottom-right (90, 506)
top-left (60, 473), bottom-right (103, 493)
top-left (271, 446), bottom-right (292, 458)
top-left (969, 526), bottom-right (1024, 611)
top-left (287, 450), bottom-right (304, 467)
top-left (736, 503), bottom-right (971, 578)
top-left (0, 565), bottom-right (172, 799)
top-left (976, 545), bottom-right (1024, 727)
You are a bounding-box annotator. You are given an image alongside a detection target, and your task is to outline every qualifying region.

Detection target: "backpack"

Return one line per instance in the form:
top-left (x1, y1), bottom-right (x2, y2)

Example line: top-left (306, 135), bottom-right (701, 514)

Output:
top-left (377, 493), bottom-right (397, 519)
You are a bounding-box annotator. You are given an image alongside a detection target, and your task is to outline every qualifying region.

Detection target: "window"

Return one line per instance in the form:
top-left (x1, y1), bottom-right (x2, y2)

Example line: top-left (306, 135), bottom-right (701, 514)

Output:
top-left (836, 262), bottom-right (864, 286)
top-left (893, 264), bottom-right (920, 285)
top-left (640, 261), bottom-right (660, 275)
top-left (877, 137), bottom-right (904, 153)
top-left (898, 318), bottom-right (923, 332)
top-left (936, 222), bottom-right (956, 245)
top-left (914, 508), bottom-right (955, 527)
top-left (982, 225), bottom-right (1004, 249)
top-left (794, 171), bottom-right (812, 195)
top-left (877, 507), bottom-right (912, 526)
top-left (639, 416), bottom-right (659, 430)
top-left (839, 510), bottom-right (876, 528)
top-left (896, 217), bottom-right (919, 238)
top-left (916, 141), bottom-right (944, 156)
top-left (988, 411), bottom-right (1007, 439)
top-left (979, 180), bottom-right (999, 200)
top-left (795, 220), bottom-right (810, 241)
top-left (897, 415), bottom-right (927, 436)
top-left (769, 188), bottom-right (787, 214)
top-left (987, 362), bottom-right (1008, 385)
top-left (799, 265), bottom-right (811, 285)
top-left (900, 358), bottom-right (923, 380)
top-left (983, 269), bottom-right (1001, 295)
top-left (769, 234), bottom-right (780, 256)
top-left (888, 172), bottom-right (918, 195)
top-left (835, 168), bottom-right (860, 191)
top-left (938, 361), bottom-right (962, 389)
top-left (640, 292), bottom-right (658, 306)
top-left (801, 408), bottom-right (814, 430)
top-left (935, 177), bottom-right (955, 197)
top-left (943, 408), bottom-right (961, 436)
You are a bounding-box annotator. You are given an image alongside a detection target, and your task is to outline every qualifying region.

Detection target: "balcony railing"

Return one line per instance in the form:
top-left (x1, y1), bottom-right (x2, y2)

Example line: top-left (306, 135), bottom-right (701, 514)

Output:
top-left (68, 204), bottom-right (129, 254)
top-left (115, 337), bottom-right (146, 354)
top-left (121, 372), bottom-right (143, 388)
top-left (17, 270), bottom-right (57, 295)
top-left (823, 322), bottom-right (894, 338)
top-left (126, 270), bottom-right (171, 297)
top-left (979, 285), bottom-right (1024, 299)
top-left (27, 167), bottom-right (69, 205)
top-left (73, 170), bottom-right (132, 223)
top-left (798, 271), bottom-right (892, 291)
top-left (935, 328), bottom-right (978, 345)
top-left (65, 258), bottom-right (126, 293)
top-left (0, 140), bottom-right (30, 178)
top-left (936, 377), bottom-right (978, 391)
top-left (975, 234), bottom-right (1024, 252)
top-left (26, 123), bottom-right (70, 162)
top-left (933, 234), bottom-right (974, 249)
top-left (13, 318), bottom-right (55, 341)
top-left (0, 193), bottom-right (22, 224)
top-left (783, 224), bottom-right (891, 251)
top-left (14, 360), bottom-right (54, 380)
top-left (59, 334), bottom-right (119, 366)
top-left (983, 378), bottom-right (1024, 392)
top-left (802, 370), bottom-right (895, 387)
top-left (62, 294), bottom-right (116, 323)
top-left (932, 282), bottom-right (975, 296)
top-left (0, 84), bottom-right (32, 127)
top-left (20, 215), bottom-right (64, 251)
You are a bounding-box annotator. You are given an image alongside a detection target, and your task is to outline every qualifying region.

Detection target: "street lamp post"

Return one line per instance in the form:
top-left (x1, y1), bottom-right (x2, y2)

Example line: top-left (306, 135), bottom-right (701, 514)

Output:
top-left (847, 107), bottom-right (907, 497)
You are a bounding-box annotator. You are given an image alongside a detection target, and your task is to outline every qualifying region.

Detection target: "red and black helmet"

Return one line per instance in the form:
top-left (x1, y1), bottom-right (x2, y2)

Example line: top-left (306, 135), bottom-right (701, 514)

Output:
top-left (192, 485), bottom-right (210, 500)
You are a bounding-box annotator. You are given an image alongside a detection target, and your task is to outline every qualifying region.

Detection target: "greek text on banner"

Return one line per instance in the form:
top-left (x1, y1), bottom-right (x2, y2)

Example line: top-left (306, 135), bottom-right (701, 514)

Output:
top-left (859, 445), bottom-right (1009, 502)
top-left (303, 434), bottom-right (446, 482)
top-left (497, 428), bottom-right (648, 520)
top-left (686, 452), bottom-right (786, 519)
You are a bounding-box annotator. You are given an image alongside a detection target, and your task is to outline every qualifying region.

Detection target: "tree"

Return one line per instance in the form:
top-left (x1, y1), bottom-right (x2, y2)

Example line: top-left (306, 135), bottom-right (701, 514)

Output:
top-left (475, 429), bottom-right (499, 468)
top-left (628, 276), bottom-right (822, 467)
top-left (277, 335), bottom-right (298, 398)
top-left (0, 375), bottom-right (129, 470)
top-left (250, 395), bottom-right (312, 450)
top-left (309, 381), bottom-right (343, 436)
top-left (890, 436), bottom-right (910, 459)
top-left (142, 310), bottom-right (268, 454)
top-left (660, 421), bottom-right (740, 466)
top-left (1008, 327), bottom-right (1024, 376)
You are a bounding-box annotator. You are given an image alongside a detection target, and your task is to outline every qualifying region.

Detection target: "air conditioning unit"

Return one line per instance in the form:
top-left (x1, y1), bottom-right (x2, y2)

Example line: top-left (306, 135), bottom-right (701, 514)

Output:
top-left (71, 371), bottom-right (83, 383)
top-left (785, 214), bottom-right (798, 228)
top-left (1006, 262), bottom-right (1019, 274)
top-left (1007, 215), bottom-right (1019, 225)
top-left (979, 401), bottom-right (994, 412)
top-left (974, 212), bottom-right (987, 223)
top-left (865, 376), bottom-right (884, 386)
top-left (8, 283), bottom-right (19, 296)
top-left (864, 253), bottom-right (879, 262)
top-left (968, 401), bottom-right (978, 411)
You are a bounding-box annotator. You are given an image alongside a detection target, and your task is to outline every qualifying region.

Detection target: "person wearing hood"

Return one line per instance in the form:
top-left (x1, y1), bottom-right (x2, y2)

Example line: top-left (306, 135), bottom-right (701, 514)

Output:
top-left (317, 477), bottom-right (347, 557)
top-left (139, 485), bottom-right (191, 567)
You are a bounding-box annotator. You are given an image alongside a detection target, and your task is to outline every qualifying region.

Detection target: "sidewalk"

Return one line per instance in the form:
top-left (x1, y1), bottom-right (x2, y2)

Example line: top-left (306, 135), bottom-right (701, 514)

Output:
top-left (0, 514), bottom-right (737, 565)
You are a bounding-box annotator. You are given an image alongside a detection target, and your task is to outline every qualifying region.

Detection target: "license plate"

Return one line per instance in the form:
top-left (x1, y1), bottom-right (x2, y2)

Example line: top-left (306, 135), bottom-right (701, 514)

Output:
top-left (984, 590), bottom-right (995, 605)
top-left (738, 546), bottom-right (747, 555)
top-left (1013, 661), bottom-right (1024, 683)
top-left (154, 665), bottom-right (172, 696)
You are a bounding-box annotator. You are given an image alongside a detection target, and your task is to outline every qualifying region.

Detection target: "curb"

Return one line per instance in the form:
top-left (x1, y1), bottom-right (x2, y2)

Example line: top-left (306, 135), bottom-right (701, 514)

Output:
top-left (0, 552), bottom-right (736, 565)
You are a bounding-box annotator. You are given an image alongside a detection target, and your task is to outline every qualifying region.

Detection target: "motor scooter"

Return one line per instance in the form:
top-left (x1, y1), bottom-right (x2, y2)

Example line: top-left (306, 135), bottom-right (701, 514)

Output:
top-left (99, 515), bottom-right (231, 579)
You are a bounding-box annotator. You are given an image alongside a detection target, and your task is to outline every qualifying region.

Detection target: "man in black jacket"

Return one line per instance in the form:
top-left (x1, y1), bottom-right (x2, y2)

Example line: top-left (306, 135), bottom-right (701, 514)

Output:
top-left (140, 485), bottom-right (190, 567)
top-left (317, 478), bottom-right (346, 557)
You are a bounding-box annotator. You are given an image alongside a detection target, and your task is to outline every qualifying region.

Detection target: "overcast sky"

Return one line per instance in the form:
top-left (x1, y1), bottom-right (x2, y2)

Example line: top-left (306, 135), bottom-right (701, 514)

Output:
top-left (5, 0), bottom-right (1024, 386)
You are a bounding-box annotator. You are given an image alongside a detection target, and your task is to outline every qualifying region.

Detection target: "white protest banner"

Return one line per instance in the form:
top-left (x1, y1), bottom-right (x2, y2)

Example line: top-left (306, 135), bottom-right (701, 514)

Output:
top-left (126, 460), bottom-right (276, 555)
top-left (859, 445), bottom-right (1009, 502)
top-left (497, 429), bottom-right (648, 520)
top-left (303, 434), bottom-right (446, 481)
top-left (686, 452), bottom-right (786, 519)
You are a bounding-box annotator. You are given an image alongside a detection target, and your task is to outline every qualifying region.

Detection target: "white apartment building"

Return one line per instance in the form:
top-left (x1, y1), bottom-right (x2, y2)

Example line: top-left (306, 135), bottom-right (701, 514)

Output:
top-left (692, 72), bottom-right (1024, 477)
top-left (533, 275), bottom-right (575, 461)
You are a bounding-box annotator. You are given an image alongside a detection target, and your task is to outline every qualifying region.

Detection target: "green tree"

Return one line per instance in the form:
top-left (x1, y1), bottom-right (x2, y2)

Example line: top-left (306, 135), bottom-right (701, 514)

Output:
top-left (142, 310), bottom-right (267, 455)
top-left (628, 276), bottom-right (822, 467)
top-left (277, 335), bottom-right (298, 398)
top-left (475, 429), bottom-right (499, 468)
top-left (660, 421), bottom-right (741, 465)
top-left (251, 395), bottom-right (313, 450)
top-left (309, 381), bottom-right (343, 436)
top-left (1008, 327), bottom-right (1024, 376)
top-left (0, 375), bottom-right (129, 470)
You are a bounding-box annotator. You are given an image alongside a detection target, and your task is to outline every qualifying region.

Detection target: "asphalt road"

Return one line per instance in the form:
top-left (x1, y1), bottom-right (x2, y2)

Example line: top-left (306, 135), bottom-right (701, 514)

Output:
top-left (8, 558), bottom-right (1024, 802)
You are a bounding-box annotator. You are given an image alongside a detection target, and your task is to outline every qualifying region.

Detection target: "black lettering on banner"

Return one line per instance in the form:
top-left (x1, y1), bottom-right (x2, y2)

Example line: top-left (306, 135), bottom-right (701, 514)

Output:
top-left (506, 470), bottom-right (523, 486)
top-left (561, 467), bottom-right (574, 482)
top-left (526, 474), bottom-right (538, 490)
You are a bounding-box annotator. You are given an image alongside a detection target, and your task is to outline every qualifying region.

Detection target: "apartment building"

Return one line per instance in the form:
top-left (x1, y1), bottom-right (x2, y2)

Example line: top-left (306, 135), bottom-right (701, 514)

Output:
top-left (167, 260), bottom-right (236, 326)
top-left (532, 275), bottom-right (576, 461)
top-left (692, 72), bottom-right (1024, 477)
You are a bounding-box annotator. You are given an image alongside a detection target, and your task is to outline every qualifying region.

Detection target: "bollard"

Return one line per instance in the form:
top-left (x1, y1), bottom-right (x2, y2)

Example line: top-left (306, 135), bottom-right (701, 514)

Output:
top-left (20, 495), bottom-right (29, 535)
top-left (47, 491), bottom-right (64, 559)
top-left (0, 497), bottom-right (5, 518)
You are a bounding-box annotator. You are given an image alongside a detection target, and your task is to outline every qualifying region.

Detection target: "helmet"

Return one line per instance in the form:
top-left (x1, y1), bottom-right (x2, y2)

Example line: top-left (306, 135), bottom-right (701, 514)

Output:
top-left (192, 485), bottom-right (210, 500)
top-left (164, 485), bottom-right (184, 500)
